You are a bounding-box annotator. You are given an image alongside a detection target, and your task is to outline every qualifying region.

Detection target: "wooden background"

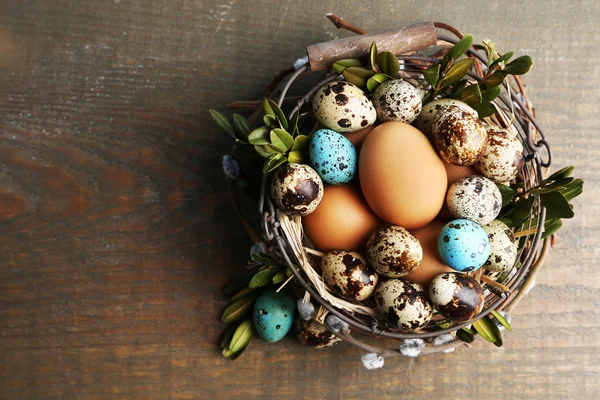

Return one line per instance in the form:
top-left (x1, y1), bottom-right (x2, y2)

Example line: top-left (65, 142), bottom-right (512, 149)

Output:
top-left (1, 1), bottom-right (598, 399)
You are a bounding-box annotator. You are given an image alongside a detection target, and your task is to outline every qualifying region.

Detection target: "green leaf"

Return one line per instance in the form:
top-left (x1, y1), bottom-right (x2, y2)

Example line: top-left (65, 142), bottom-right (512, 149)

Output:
top-left (287, 151), bottom-right (303, 164)
top-left (230, 286), bottom-right (256, 302)
top-left (366, 73), bottom-right (392, 92)
top-left (489, 51), bottom-right (514, 70)
top-left (548, 166), bottom-right (575, 181)
top-left (209, 109), bottom-right (236, 139)
top-left (512, 196), bottom-right (535, 222)
top-left (490, 310), bottom-right (513, 331)
top-left (482, 40), bottom-right (496, 67)
top-left (369, 42), bottom-right (378, 73)
top-left (496, 183), bottom-right (516, 207)
top-left (254, 144), bottom-right (283, 158)
top-left (472, 102), bottom-right (497, 118)
top-left (249, 267), bottom-right (279, 288)
top-left (503, 55), bottom-right (534, 75)
top-left (473, 318), bottom-right (497, 343)
top-left (271, 128), bottom-right (294, 151)
top-left (272, 271), bottom-right (287, 284)
top-left (343, 67), bottom-right (375, 88)
top-left (542, 217), bottom-right (563, 239)
top-left (332, 58), bottom-right (364, 74)
top-left (423, 63), bottom-right (440, 87)
top-left (450, 33), bottom-right (474, 60)
top-left (263, 114), bottom-right (278, 128)
top-left (481, 73), bottom-right (505, 89)
top-left (262, 156), bottom-right (287, 174)
top-left (481, 85), bottom-right (502, 103)
top-left (457, 328), bottom-right (474, 343)
top-left (561, 179), bottom-right (583, 201)
top-left (440, 52), bottom-right (452, 70)
top-left (220, 323), bottom-right (237, 349)
top-left (223, 276), bottom-right (251, 298)
top-left (460, 84), bottom-right (482, 106)
top-left (441, 58), bottom-right (475, 89)
top-left (436, 320), bottom-right (452, 329)
top-left (232, 114), bottom-right (251, 140)
top-left (265, 99), bottom-right (288, 130)
top-left (449, 79), bottom-right (468, 98)
top-left (530, 177), bottom-right (574, 194)
top-left (248, 126), bottom-right (270, 145)
top-left (376, 51), bottom-right (400, 76)
top-left (221, 296), bottom-right (255, 323)
top-left (542, 191), bottom-right (574, 219)
top-left (229, 320), bottom-right (254, 353)
top-left (291, 134), bottom-right (309, 151)
top-left (222, 347), bottom-right (235, 358)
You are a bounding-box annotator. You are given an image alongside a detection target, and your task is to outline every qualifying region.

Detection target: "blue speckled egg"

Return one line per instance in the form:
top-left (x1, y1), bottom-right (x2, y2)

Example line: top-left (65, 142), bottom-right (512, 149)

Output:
top-left (309, 129), bottom-right (357, 184)
top-left (253, 290), bottom-right (296, 343)
top-left (438, 219), bottom-right (490, 272)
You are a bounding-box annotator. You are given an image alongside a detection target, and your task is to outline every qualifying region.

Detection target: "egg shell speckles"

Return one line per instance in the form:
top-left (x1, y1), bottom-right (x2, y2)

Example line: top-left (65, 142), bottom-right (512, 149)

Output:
top-left (295, 319), bottom-right (341, 348)
top-left (446, 175), bottom-right (501, 225)
top-left (366, 225), bottom-right (423, 278)
top-left (270, 163), bottom-right (324, 216)
top-left (432, 105), bottom-right (488, 166)
top-left (309, 129), bottom-right (357, 184)
top-left (476, 125), bottom-right (525, 183)
top-left (312, 81), bottom-right (376, 133)
top-left (321, 251), bottom-right (378, 301)
top-left (483, 220), bottom-right (518, 273)
top-left (438, 219), bottom-right (491, 272)
top-left (374, 279), bottom-right (432, 331)
top-left (372, 80), bottom-right (422, 124)
top-left (429, 272), bottom-right (484, 322)
top-left (413, 99), bottom-right (476, 137)
top-left (253, 290), bottom-right (296, 343)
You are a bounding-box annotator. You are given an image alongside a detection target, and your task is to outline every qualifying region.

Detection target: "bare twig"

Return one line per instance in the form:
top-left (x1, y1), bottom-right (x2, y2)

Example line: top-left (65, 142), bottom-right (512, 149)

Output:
top-left (326, 13), bottom-right (367, 35)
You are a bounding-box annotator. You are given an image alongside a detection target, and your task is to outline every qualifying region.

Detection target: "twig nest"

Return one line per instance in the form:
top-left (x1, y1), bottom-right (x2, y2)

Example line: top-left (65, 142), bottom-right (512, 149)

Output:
top-left (321, 251), bottom-right (378, 301)
top-left (270, 163), bottom-right (323, 216)
top-left (482, 220), bottom-right (518, 273)
top-left (446, 175), bottom-right (502, 225)
top-left (432, 105), bottom-right (487, 165)
top-left (413, 99), bottom-right (475, 137)
top-left (429, 272), bottom-right (484, 322)
top-left (366, 225), bottom-right (423, 278)
top-left (374, 279), bottom-right (432, 331)
top-left (295, 319), bottom-right (341, 348)
top-left (476, 125), bottom-right (524, 182)
top-left (372, 79), bottom-right (422, 123)
top-left (312, 81), bottom-right (376, 133)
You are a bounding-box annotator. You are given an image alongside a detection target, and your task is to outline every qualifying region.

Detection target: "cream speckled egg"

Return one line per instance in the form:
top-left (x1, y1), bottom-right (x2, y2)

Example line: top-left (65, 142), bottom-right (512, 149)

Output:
top-left (483, 220), bottom-right (518, 273)
top-left (295, 319), bottom-right (341, 348)
top-left (372, 80), bottom-right (422, 124)
top-left (446, 175), bottom-right (501, 225)
top-left (374, 279), bottom-right (432, 331)
top-left (429, 272), bottom-right (484, 322)
top-left (432, 105), bottom-right (488, 165)
top-left (270, 163), bottom-right (323, 216)
top-left (312, 81), bottom-right (376, 133)
top-left (321, 251), bottom-right (378, 301)
top-left (476, 125), bottom-right (524, 183)
top-left (413, 99), bottom-right (476, 137)
top-left (366, 225), bottom-right (423, 278)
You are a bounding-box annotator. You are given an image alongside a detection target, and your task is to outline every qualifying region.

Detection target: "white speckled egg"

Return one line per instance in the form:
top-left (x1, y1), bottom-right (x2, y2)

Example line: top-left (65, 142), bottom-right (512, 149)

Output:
top-left (483, 220), bottom-right (518, 273)
top-left (374, 279), bottom-right (432, 331)
top-left (446, 175), bottom-right (501, 225)
top-left (372, 80), bottom-right (422, 124)
top-left (366, 225), bottom-right (423, 278)
top-left (429, 272), bottom-right (484, 322)
top-left (432, 105), bottom-right (488, 165)
top-left (295, 319), bottom-right (341, 348)
top-left (476, 125), bottom-right (525, 183)
top-left (312, 81), bottom-right (376, 133)
top-left (321, 251), bottom-right (378, 301)
top-left (413, 99), bottom-right (476, 137)
top-left (270, 163), bottom-right (323, 216)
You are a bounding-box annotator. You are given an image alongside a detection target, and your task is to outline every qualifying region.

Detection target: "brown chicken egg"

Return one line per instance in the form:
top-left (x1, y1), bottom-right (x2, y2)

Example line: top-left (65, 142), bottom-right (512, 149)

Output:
top-left (342, 124), bottom-right (376, 150)
top-left (429, 272), bottom-right (484, 323)
top-left (321, 251), bottom-right (378, 301)
top-left (403, 220), bottom-right (453, 289)
top-left (366, 225), bottom-right (422, 278)
top-left (302, 184), bottom-right (382, 252)
top-left (359, 122), bottom-right (447, 230)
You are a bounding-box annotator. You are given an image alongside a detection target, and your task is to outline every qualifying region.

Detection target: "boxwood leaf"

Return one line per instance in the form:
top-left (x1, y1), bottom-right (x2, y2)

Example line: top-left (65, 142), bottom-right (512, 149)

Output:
top-left (423, 63), bottom-right (440, 87)
top-left (333, 58), bottom-right (364, 74)
top-left (369, 42), bottom-right (378, 73)
top-left (265, 99), bottom-right (288, 130)
top-left (503, 55), bottom-right (534, 75)
top-left (457, 328), bottom-right (474, 343)
top-left (232, 114), bottom-right (251, 140)
top-left (343, 67), bottom-right (375, 88)
top-left (229, 320), bottom-right (254, 353)
top-left (271, 128), bottom-right (294, 150)
top-left (366, 73), bottom-right (392, 92)
top-left (481, 85), bottom-right (502, 103)
top-left (490, 51), bottom-right (514, 69)
top-left (542, 217), bottom-right (563, 239)
top-left (496, 183), bottom-right (516, 207)
top-left (548, 166), bottom-right (575, 180)
top-left (460, 84), bottom-right (482, 106)
top-left (481, 73), bottom-right (505, 88)
top-left (210, 109), bottom-right (236, 139)
top-left (248, 126), bottom-right (270, 145)
top-left (262, 156), bottom-right (287, 174)
top-left (490, 310), bottom-right (513, 331)
top-left (376, 51), bottom-right (400, 76)
top-left (450, 33), bottom-right (474, 60)
top-left (472, 102), bottom-right (497, 118)
top-left (441, 58), bottom-right (474, 89)
top-left (542, 191), bottom-right (574, 219)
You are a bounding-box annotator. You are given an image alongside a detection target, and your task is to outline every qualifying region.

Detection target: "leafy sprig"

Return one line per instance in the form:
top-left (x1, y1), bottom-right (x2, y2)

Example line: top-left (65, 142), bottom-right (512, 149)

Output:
top-left (457, 310), bottom-right (512, 347)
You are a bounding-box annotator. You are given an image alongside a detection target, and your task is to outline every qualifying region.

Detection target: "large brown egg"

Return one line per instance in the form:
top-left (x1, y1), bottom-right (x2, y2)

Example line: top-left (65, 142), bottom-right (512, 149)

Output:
top-left (359, 122), bottom-right (447, 230)
top-left (302, 184), bottom-right (382, 252)
top-left (342, 124), bottom-right (376, 150)
top-left (404, 220), bottom-right (453, 289)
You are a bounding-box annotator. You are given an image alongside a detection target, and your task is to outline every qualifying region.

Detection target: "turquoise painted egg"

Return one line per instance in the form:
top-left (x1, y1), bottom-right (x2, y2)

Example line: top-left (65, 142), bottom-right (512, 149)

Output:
top-left (309, 129), bottom-right (357, 184)
top-left (253, 290), bottom-right (296, 343)
top-left (438, 219), bottom-right (490, 272)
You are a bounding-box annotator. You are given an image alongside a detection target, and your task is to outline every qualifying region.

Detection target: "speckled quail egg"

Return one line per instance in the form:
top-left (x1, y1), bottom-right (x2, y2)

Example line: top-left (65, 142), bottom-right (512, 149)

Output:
top-left (309, 129), bottom-right (357, 185)
top-left (374, 279), bottom-right (432, 331)
top-left (372, 79), bottom-right (422, 124)
top-left (312, 81), bottom-right (376, 133)
top-left (438, 219), bottom-right (491, 272)
top-left (366, 225), bottom-right (423, 278)
top-left (270, 163), bottom-right (323, 216)
top-left (413, 99), bottom-right (476, 137)
top-left (476, 125), bottom-right (524, 183)
top-left (429, 272), bottom-right (484, 322)
top-left (483, 219), bottom-right (518, 273)
top-left (432, 105), bottom-right (488, 165)
top-left (321, 251), bottom-right (378, 301)
top-left (446, 175), bottom-right (501, 225)
top-left (295, 319), bottom-right (341, 348)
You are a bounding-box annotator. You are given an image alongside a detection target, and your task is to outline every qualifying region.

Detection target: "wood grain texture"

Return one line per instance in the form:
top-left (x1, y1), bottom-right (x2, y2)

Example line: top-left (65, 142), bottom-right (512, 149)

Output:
top-left (0, 1), bottom-right (599, 399)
